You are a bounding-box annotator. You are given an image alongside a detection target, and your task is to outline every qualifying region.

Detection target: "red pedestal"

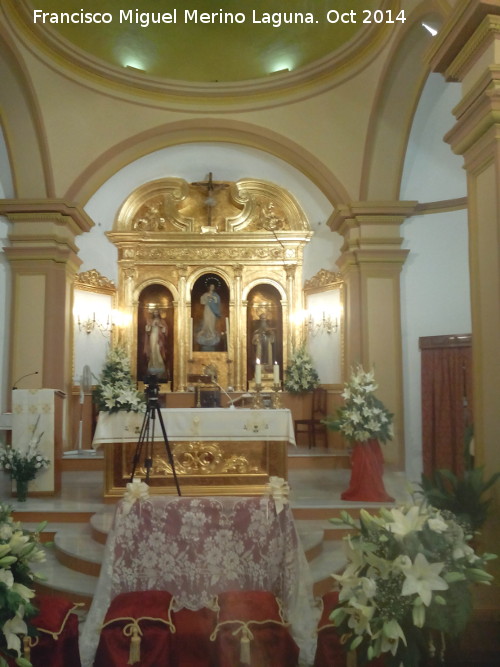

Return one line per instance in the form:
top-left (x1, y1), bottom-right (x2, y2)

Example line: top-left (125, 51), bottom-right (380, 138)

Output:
top-left (341, 439), bottom-right (394, 502)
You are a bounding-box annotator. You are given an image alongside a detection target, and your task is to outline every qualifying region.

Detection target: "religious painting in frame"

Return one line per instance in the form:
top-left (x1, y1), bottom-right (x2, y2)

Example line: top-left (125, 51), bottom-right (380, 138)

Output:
top-left (191, 273), bottom-right (229, 352)
top-left (137, 284), bottom-right (174, 383)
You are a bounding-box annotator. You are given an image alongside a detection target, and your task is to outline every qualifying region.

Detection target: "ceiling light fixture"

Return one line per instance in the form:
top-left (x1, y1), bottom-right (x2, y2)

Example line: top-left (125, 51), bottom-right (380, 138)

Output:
top-left (422, 23), bottom-right (438, 36)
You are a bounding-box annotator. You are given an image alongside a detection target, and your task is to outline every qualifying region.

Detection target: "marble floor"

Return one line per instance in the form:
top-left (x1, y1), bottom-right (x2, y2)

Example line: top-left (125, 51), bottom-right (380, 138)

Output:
top-left (0, 447), bottom-right (412, 515)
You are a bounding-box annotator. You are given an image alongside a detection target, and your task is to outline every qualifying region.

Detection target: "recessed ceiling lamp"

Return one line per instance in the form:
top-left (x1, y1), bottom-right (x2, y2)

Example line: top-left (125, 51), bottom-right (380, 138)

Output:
top-left (422, 23), bottom-right (438, 37)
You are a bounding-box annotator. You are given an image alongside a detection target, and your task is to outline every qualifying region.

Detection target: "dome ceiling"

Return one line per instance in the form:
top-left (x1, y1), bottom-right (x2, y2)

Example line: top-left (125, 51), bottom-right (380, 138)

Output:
top-left (24, 0), bottom-right (385, 83)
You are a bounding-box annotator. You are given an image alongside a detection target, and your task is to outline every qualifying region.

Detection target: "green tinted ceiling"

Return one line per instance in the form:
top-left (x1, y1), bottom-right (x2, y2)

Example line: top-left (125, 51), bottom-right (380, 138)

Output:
top-left (30, 0), bottom-right (382, 82)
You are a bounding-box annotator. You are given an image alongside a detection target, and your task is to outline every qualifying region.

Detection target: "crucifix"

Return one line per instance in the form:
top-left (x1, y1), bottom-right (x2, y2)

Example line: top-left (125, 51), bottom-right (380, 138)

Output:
top-left (192, 172), bottom-right (229, 228)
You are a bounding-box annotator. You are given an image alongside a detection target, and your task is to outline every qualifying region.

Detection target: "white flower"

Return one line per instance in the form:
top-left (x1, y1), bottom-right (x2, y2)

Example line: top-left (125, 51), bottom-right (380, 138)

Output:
top-left (0, 568), bottom-right (14, 588)
top-left (2, 611), bottom-right (27, 656)
top-left (378, 619), bottom-right (407, 655)
top-left (387, 506), bottom-right (426, 538)
top-left (12, 582), bottom-right (35, 602)
top-left (401, 552), bottom-right (449, 606)
top-left (9, 531), bottom-right (30, 554)
top-left (428, 516), bottom-right (448, 533)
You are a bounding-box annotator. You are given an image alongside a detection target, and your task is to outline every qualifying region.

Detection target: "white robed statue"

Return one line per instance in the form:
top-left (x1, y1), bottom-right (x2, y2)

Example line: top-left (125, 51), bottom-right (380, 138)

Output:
top-left (196, 282), bottom-right (221, 349)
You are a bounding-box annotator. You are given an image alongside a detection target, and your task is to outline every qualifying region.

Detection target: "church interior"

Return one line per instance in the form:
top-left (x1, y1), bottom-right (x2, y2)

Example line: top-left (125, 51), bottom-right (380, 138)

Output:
top-left (1, 0), bottom-right (500, 665)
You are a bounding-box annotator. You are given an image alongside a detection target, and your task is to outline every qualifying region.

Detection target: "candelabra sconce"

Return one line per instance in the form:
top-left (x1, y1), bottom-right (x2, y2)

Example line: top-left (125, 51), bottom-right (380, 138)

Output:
top-left (76, 314), bottom-right (114, 337)
top-left (271, 384), bottom-right (282, 409)
top-left (252, 384), bottom-right (264, 409)
top-left (306, 312), bottom-right (338, 337)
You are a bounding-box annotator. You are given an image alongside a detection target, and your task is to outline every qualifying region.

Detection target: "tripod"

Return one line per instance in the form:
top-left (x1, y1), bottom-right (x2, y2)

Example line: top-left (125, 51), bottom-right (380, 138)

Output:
top-left (129, 375), bottom-right (181, 496)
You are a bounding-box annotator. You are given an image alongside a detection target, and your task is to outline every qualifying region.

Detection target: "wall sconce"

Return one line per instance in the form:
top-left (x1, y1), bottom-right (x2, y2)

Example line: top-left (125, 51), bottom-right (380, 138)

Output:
top-left (76, 312), bottom-right (114, 337)
top-left (306, 311), bottom-right (339, 337)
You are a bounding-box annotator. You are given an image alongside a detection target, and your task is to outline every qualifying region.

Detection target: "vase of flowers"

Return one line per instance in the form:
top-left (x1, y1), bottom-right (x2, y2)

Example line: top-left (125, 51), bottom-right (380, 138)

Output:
top-left (93, 346), bottom-right (145, 414)
top-left (0, 502), bottom-right (47, 664)
top-left (324, 365), bottom-right (394, 501)
top-left (324, 364), bottom-right (393, 444)
top-left (329, 502), bottom-right (496, 667)
top-left (283, 346), bottom-right (320, 394)
top-left (0, 417), bottom-right (50, 502)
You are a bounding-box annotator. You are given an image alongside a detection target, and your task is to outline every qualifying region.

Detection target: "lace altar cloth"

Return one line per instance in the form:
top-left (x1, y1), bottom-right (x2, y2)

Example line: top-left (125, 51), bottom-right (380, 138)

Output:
top-left (79, 495), bottom-right (317, 666)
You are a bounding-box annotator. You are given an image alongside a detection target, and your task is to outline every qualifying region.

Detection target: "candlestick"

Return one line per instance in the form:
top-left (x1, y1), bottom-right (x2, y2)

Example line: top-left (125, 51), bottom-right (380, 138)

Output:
top-left (255, 358), bottom-right (261, 384)
top-left (273, 361), bottom-right (280, 384)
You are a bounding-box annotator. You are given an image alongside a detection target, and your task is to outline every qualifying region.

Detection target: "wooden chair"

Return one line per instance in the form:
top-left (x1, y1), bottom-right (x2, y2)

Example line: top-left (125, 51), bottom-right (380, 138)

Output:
top-left (294, 387), bottom-right (328, 448)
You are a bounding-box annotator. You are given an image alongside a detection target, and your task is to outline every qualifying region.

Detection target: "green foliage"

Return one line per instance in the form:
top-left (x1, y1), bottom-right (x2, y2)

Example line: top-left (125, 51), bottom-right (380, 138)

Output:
top-left (329, 503), bottom-right (495, 666)
top-left (283, 346), bottom-right (320, 394)
top-left (419, 466), bottom-right (500, 533)
top-left (0, 503), bottom-right (46, 665)
top-left (93, 346), bottom-right (145, 413)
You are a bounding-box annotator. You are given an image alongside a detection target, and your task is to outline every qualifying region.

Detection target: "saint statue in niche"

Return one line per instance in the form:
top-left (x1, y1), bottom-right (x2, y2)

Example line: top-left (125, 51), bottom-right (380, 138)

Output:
top-left (144, 308), bottom-right (169, 378)
top-left (252, 314), bottom-right (276, 367)
top-left (195, 281), bottom-right (221, 350)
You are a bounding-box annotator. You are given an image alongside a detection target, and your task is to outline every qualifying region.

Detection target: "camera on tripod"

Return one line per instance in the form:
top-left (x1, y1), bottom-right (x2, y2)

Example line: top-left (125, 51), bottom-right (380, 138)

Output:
top-left (144, 374), bottom-right (160, 401)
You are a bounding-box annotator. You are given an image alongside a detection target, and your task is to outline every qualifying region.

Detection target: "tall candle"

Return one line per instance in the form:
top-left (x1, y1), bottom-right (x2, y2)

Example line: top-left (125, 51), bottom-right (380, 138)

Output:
top-left (273, 362), bottom-right (280, 384)
top-left (255, 358), bottom-right (261, 384)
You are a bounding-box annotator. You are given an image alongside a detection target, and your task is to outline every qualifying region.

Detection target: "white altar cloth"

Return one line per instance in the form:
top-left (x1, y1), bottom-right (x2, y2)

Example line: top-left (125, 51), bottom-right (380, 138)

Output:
top-left (79, 495), bottom-right (316, 666)
top-left (92, 407), bottom-right (296, 447)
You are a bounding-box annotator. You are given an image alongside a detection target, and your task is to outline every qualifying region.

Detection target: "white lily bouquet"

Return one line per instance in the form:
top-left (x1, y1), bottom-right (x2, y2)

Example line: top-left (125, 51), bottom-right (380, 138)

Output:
top-left (324, 364), bottom-right (393, 443)
top-left (0, 417), bottom-right (50, 499)
top-left (283, 346), bottom-right (320, 394)
top-left (329, 503), bottom-right (496, 666)
top-left (0, 503), bottom-right (47, 666)
top-left (93, 346), bottom-right (145, 414)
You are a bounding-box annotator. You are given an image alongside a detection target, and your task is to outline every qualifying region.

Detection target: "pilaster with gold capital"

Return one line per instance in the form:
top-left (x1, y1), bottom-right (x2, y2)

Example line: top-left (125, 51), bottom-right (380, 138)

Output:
top-left (329, 201), bottom-right (416, 467)
top-left (428, 0), bottom-right (500, 577)
top-left (1, 199), bottom-right (93, 445)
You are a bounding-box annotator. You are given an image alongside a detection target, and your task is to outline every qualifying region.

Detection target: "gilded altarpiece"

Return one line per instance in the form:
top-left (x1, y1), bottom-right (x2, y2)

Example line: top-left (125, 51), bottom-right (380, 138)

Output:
top-left (103, 177), bottom-right (312, 496)
top-left (108, 177), bottom-right (312, 391)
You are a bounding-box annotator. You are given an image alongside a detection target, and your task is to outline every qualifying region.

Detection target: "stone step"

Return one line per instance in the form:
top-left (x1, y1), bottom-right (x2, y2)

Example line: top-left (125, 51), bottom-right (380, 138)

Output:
top-left (54, 524), bottom-right (104, 577)
top-left (33, 543), bottom-right (97, 607)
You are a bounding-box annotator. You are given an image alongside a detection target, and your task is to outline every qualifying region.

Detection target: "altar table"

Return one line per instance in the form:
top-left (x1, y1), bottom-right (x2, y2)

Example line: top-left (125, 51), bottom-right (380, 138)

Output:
top-left (79, 495), bottom-right (316, 666)
top-left (92, 408), bottom-right (296, 498)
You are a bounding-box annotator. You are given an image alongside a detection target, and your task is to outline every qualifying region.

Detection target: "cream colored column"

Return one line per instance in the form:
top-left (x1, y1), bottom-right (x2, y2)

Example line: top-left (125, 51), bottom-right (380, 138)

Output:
top-left (1, 200), bottom-right (93, 444)
top-left (329, 202), bottom-right (416, 467)
top-left (428, 2), bottom-right (500, 578)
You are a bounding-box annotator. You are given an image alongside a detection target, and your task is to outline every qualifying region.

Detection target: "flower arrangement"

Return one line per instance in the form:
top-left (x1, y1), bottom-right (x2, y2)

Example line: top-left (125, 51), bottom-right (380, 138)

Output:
top-left (329, 502), bottom-right (496, 666)
top-left (0, 502), bottom-right (47, 665)
top-left (283, 347), bottom-right (320, 394)
top-left (324, 364), bottom-right (393, 443)
top-left (93, 346), bottom-right (145, 414)
top-left (0, 417), bottom-right (50, 490)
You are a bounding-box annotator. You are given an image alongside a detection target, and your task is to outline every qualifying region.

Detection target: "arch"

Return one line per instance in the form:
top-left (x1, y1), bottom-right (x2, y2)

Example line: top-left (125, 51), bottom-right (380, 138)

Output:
top-left (133, 277), bottom-right (180, 304)
top-left (242, 278), bottom-right (287, 302)
top-left (360, 3), bottom-right (447, 201)
top-left (0, 31), bottom-right (53, 198)
top-left (64, 118), bottom-right (351, 209)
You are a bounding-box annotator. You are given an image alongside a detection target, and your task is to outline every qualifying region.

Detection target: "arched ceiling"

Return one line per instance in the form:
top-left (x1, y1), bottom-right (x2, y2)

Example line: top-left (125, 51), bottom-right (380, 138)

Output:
top-left (21, 0), bottom-right (387, 83)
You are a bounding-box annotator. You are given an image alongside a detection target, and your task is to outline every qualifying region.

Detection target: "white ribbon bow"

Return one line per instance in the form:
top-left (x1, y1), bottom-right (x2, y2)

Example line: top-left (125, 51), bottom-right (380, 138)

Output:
top-left (122, 479), bottom-right (150, 515)
top-left (266, 476), bottom-right (290, 514)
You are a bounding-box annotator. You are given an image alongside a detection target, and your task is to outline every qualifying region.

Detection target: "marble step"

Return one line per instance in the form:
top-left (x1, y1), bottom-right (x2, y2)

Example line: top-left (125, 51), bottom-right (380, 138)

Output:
top-left (54, 524), bottom-right (104, 577)
top-left (33, 543), bottom-right (97, 607)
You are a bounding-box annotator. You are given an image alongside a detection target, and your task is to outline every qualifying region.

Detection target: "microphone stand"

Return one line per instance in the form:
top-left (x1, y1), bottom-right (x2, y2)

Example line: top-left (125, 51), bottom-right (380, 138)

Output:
top-left (12, 371), bottom-right (39, 390)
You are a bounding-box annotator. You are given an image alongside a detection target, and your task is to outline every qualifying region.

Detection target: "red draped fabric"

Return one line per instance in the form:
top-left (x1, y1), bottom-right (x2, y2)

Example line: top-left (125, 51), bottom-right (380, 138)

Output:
top-left (94, 590), bottom-right (175, 667)
top-left (212, 591), bottom-right (300, 667)
top-left (421, 341), bottom-right (472, 477)
top-left (6, 596), bottom-right (81, 667)
top-left (341, 439), bottom-right (394, 502)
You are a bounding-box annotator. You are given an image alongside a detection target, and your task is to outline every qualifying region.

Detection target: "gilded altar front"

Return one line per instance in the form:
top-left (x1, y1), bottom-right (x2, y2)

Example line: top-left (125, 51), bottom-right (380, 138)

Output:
top-left (93, 408), bottom-right (295, 498)
top-left (107, 176), bottom-right (312, 392)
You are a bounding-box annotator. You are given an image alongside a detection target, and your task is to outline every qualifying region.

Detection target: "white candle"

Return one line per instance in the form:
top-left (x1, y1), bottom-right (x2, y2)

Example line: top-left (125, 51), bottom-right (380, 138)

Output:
top-left (255, 358), bottom-right (261, 384)
top-left (273, 362), bottom-right (280, 384)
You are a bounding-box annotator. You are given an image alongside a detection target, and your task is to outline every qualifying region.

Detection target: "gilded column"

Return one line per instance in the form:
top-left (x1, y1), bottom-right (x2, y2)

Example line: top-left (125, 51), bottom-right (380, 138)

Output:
top-left (232, 264), bottom-right (243, 391)
top-left (329, 201), bottom-right (416, 467)
top-left (176, 265), bottom-right (188, 391)
top-left (427, 0), bottom-right (500, 578)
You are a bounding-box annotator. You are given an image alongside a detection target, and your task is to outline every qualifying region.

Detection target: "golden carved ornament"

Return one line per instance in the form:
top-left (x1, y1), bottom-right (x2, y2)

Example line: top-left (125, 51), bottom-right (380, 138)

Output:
top-left (304, 268), bottom-right (343, 293)
top-left (75, 269), bottom-right (116, 294)
top-left (114, 177), bottom-right (309, 235)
